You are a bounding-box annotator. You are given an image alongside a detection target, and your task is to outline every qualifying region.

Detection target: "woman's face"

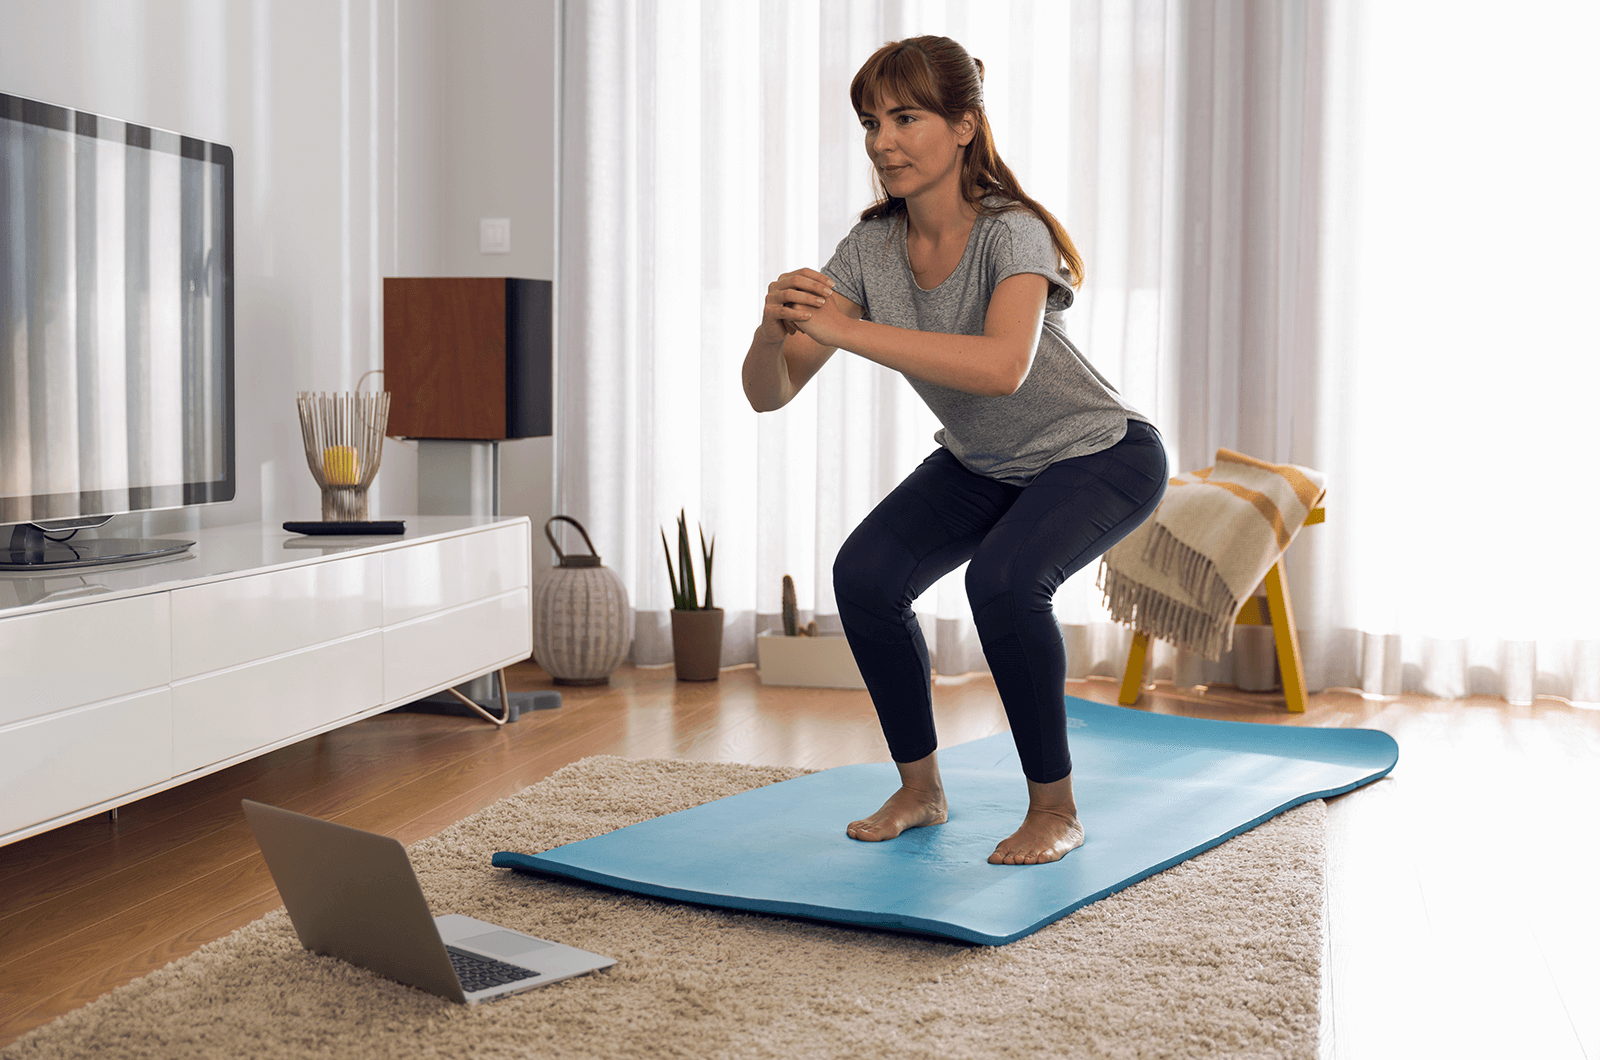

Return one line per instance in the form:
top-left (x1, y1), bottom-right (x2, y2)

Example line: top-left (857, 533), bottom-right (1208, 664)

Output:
top-left (858, 93), bottom-right (973, 204)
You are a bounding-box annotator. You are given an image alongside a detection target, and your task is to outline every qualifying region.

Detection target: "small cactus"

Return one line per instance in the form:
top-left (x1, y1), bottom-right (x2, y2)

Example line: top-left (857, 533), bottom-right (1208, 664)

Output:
top-left (803, 620), bottom-right (817, 637)
top-left (782, 574), bottom-right (798, 636)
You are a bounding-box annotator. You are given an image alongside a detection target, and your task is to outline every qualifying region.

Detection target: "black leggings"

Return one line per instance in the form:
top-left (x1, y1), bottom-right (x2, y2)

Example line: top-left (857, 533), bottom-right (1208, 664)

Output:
top-left (833, 420), bottom-right (1168, 783)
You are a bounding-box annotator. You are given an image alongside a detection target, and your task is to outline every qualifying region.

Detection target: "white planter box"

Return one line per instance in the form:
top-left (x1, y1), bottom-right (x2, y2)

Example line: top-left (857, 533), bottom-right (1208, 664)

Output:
top-left (756, 629), bottom-right (867, 689)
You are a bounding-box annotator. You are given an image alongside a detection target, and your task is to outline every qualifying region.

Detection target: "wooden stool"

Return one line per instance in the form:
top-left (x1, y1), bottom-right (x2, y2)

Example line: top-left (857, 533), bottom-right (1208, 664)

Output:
top-left (1117, 505), bottom-right (1325, 713)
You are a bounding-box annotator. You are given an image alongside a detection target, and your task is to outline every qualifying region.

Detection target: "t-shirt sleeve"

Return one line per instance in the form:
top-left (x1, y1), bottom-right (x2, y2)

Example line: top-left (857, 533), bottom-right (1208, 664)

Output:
top-left (821, 225), bottom-right (868, 316)
top-left (990, 210), bottom-right (1075, 312)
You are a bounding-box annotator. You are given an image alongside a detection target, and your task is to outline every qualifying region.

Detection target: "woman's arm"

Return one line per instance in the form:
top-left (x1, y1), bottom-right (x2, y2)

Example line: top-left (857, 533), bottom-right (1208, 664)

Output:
top-left (742, 268), bottom-right (865, 412)
top-left (795, 272), bottom-right (1050, 397)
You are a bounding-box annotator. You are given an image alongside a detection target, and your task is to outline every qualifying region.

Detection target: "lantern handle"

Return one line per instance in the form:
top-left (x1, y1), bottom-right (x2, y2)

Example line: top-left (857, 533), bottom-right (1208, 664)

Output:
top-left (545, 516), bottom-right (603, 567)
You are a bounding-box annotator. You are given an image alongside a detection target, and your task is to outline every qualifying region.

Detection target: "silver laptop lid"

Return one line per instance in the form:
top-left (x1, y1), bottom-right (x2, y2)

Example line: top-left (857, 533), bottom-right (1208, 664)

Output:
top-left (241, 800), bottom-right (467, 1003)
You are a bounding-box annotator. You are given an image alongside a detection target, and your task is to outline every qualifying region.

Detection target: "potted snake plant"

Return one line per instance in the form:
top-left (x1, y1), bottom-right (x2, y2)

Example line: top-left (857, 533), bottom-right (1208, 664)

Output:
top-left (662, 510), bottom-right (722, 680)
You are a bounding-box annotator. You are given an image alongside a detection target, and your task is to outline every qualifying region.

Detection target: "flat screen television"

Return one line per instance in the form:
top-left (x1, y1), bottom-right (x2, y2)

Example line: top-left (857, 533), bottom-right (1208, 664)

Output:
top-left (0, 90), bottom-right (234, 570)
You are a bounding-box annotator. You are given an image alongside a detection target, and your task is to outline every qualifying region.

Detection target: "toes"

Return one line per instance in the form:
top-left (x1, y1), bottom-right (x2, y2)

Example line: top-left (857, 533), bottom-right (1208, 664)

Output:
top-left (988, 845), bottom-right (1061, 865)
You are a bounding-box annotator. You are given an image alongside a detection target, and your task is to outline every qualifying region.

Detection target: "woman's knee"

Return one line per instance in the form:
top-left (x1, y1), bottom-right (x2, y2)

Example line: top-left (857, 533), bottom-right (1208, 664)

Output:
top-left (834, 522), bottom-right (912, 613)
top-left (963, 553), bottom-right (1002, 612)
top-left (965, 540), bottom-right (1055, 619)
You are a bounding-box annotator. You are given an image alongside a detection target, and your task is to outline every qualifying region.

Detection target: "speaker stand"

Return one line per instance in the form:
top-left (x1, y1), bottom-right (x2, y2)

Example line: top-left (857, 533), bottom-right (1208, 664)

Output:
top-left (418, 439), bottom-right (502, 703)
top-left (418, 439), bottom-right (501, 516)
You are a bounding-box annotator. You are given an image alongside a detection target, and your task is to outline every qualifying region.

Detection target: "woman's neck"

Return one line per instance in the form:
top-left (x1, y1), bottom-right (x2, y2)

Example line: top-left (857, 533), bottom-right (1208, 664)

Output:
top-left (904, 183), bottom-right (978, 246)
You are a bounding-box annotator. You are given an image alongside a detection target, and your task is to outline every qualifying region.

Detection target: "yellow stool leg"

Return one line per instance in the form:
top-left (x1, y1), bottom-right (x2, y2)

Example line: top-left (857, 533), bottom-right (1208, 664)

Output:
top-left (1119, 630), bottom-right (1150, 706)
top-left (1262, 561), bottom-right (1308, 713)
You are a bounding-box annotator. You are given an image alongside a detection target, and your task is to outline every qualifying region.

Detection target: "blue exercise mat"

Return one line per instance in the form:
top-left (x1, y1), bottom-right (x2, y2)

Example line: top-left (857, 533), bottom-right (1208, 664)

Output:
top-left (493, 697), bottom-right (1397, 945)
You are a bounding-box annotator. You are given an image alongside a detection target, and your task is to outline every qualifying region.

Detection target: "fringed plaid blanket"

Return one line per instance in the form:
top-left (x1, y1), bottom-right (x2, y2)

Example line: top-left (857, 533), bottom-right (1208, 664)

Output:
top-left (1099, 449), bottom-right (1326, 661)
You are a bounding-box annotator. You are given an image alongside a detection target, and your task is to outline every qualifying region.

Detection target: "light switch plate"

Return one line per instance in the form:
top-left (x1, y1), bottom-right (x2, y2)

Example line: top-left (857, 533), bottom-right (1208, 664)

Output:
top-left (479, 217), bottom-right (511, 254)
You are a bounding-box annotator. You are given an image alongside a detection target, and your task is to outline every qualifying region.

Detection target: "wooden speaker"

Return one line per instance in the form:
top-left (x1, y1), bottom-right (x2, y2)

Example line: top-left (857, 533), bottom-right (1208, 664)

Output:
top-left (383, 277), bottom-right (552, 440)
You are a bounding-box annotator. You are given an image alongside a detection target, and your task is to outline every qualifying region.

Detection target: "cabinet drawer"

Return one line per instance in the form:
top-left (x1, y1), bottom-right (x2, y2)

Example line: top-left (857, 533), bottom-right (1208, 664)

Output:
top-left (171, 554), bottom-right (382, 679)
top-left (383, 588), bottom-right (531, 704)
top-left (171, 630), bottom-right (384, 775)
top-left (0, 594), bottom-right (170, 728)
top-left (382, 524), bottom-right (529, 625)
top-left (0, 688), bottom-right (172, 839)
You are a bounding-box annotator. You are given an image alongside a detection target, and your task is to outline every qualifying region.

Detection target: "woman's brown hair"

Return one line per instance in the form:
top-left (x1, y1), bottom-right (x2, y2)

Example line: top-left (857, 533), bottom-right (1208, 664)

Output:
top-left (850, 36), bottom-right (1084, 288)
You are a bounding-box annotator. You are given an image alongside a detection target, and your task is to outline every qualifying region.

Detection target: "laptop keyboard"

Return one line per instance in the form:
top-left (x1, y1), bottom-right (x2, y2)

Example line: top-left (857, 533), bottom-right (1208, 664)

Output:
top-left (447, 946), bottom-right (540, 993)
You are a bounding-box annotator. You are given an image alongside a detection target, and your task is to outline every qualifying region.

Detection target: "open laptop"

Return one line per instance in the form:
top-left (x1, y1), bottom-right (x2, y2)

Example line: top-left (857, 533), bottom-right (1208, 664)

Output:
top-left (242, 800), bottom-right (615, 1004)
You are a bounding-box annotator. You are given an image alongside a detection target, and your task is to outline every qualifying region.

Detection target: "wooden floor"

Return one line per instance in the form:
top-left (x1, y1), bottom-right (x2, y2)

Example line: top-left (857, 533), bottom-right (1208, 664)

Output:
top-left (1, 663), bottom-right (1596, 1058)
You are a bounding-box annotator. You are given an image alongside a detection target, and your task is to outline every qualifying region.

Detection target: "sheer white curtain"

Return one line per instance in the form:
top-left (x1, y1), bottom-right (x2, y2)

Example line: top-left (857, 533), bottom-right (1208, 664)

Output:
top-left (558, 0), bottom-right (1180, 672)
top-left (1131, 0), bottom-right (1331, 691)
top-left (1307, 1), bottom-right (1600, 704)
top-left (1143, 0), bottom-right (1600, 704)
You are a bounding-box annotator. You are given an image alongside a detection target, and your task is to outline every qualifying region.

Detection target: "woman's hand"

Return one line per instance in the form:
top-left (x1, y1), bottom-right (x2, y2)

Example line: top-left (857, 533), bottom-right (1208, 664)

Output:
top-left (759, 268), bottom-right (835, 345)
top-left (792, 287), bottom-right (857, 350)
top-left (744, 268), bottom-right (862, 412)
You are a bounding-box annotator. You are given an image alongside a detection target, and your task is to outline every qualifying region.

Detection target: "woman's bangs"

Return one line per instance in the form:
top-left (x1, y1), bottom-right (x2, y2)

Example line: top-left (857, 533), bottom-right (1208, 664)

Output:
top-left (852, 47), bottom-right (941, 116)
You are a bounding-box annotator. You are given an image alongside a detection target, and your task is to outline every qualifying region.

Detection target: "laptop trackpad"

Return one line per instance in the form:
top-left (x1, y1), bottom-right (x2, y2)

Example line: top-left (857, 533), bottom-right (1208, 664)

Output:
top-left (456, 929), bottom-right (553, 961)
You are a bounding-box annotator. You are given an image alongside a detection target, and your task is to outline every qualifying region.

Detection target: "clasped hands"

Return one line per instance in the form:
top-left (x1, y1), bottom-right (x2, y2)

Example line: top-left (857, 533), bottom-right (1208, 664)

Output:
top-left (761, 267), bottom-right (854, 349)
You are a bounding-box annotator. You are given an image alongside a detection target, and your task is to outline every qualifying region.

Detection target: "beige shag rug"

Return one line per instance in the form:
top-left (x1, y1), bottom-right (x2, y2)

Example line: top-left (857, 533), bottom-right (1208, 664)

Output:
top-left (3, 757), bottom-right (1324, 1060)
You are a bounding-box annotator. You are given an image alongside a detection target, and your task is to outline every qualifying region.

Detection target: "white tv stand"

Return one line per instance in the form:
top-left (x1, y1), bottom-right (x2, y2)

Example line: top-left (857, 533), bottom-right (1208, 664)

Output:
top-left (0, 516), bottom-right (532, 848)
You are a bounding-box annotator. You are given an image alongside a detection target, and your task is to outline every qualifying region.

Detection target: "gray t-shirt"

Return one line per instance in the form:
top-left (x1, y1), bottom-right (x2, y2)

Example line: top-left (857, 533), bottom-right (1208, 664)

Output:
top-left (822, 201), bottom-right (1150, 484)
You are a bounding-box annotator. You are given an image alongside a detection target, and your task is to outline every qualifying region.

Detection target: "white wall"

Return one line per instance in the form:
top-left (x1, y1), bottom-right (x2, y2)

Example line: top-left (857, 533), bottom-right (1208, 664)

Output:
top-left (429, 0), bottom-right (559, 559)
top-left (0, 0), bottom-right (558, 541)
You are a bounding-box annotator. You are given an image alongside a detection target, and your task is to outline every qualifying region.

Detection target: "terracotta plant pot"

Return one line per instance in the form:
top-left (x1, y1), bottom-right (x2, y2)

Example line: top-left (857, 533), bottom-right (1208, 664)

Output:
top-left (670, 607), bottom-right (724, 681)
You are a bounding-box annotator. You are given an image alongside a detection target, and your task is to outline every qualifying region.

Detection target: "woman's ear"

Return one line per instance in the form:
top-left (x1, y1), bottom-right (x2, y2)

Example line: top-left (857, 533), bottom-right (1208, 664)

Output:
top-left (957, 112), bottom-right (976, 146)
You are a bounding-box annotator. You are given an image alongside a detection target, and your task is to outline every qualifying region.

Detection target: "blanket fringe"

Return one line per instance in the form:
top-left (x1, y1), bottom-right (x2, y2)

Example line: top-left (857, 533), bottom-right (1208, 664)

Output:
top-left (1141, 523), bottom-right (1237, 617)
top-left (1098, 563), bottom-right (1235, 662)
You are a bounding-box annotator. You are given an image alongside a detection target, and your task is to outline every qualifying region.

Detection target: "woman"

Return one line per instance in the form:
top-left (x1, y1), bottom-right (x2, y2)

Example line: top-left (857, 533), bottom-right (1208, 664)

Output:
top-left (741, 36), bottom-right (1166, 866)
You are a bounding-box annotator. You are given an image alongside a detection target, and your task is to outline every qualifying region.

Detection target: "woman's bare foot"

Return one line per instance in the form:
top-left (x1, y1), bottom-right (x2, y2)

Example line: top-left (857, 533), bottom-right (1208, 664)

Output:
top-left (846, 786), bottom-right (949, 840)
top-left (989, 772), bottom-right (1084, 865)
top-left (847, 751), bottom-right (948, 841)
